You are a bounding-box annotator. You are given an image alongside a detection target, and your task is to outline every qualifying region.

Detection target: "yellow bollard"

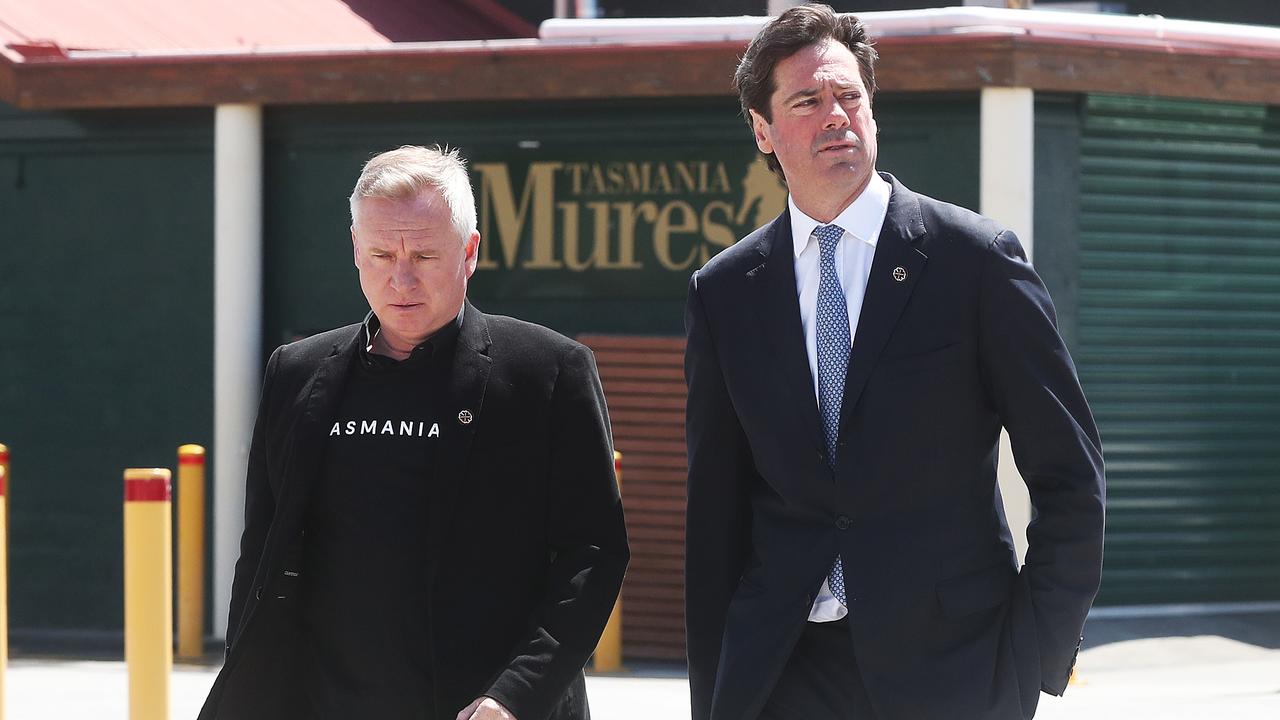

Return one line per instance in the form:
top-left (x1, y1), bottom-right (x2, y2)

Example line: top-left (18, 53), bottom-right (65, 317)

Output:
top-left (0, 442), bottom-right (7, 540)
top-left (593, 451), bottom-right (624, 672)
top-left (176, 445), bottom-right (205, 660)
top-left (124, 468), bottom-right (172, 720)
top-left (0, 462), bottom-right (8, 720)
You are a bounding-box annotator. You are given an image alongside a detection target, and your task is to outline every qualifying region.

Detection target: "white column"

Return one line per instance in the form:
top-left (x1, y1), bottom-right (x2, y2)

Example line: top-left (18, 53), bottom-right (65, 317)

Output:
top-left (768, 0), bottom-right (805, 14)
top-left (213, 104), bottom-right (263, 639)
top-left (980, 87), bottom-right (1034, 566)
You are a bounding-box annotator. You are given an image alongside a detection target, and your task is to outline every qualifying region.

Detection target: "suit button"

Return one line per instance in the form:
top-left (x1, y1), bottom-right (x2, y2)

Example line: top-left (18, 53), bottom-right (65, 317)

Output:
top-left (254, 586), bottom-right (262, 600)
top-left (835, 515), bottom-right (852, 530)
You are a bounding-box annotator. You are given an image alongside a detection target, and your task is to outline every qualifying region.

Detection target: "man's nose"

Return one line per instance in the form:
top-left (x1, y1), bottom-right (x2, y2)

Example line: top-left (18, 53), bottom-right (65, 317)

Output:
top-left (390, 258), bottom-right (417, 290)
top-left (823, 98), bottom-right (850, 129)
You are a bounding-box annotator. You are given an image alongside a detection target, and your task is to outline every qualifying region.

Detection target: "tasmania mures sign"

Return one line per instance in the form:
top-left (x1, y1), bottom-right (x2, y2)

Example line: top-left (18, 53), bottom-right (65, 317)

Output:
top-left (471, 156), bottom-right (786, 293)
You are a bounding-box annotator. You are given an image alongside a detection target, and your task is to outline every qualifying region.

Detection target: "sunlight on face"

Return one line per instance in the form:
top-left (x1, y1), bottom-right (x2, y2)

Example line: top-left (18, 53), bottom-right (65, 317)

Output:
top-left (751, 38), bottom-right (878, 221)
top-left (351, 191), bottom-right (479, 356)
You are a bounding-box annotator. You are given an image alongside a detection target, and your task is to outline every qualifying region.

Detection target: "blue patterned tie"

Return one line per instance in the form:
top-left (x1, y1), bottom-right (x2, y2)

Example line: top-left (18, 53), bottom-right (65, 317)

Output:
top-left (815, 224), bottom-right (849, 606)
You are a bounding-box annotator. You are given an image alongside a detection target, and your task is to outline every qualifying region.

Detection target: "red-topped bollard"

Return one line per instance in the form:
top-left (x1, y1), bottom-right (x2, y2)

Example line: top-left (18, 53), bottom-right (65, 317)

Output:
top-left (593, 451), bottom-right (624, 672)
top-left (124, 468), bottom-right (172, 720)
top-left (0, 459), bottom-right (8, 719)
top-left (176, 445), bottom-right (205, 660)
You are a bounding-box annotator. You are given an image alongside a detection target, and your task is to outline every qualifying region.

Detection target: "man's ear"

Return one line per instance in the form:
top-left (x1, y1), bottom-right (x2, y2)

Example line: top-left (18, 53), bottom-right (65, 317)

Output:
top-left (749, 109), bottom-right (774, 155)
top-left (351, 227), bottom-right (359, 267)
top-left (463, 230), bottom-right (481, 277)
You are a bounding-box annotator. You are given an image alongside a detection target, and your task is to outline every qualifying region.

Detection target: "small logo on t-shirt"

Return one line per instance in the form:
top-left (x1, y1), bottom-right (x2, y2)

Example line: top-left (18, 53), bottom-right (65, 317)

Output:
top-left (329, 420), bottom-right (441, 438)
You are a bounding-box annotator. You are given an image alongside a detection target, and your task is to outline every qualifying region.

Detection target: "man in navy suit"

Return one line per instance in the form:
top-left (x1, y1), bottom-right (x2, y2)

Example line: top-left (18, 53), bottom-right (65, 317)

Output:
top-left (683, 5), bottom-right (1105, 719)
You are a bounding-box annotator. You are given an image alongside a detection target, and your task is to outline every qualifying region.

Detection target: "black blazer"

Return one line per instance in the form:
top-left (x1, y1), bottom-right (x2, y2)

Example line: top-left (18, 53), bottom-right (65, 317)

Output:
top-left (199, 303), bottom-right (629, 720)
top-left (684, 175), bottom-right (1104, 720)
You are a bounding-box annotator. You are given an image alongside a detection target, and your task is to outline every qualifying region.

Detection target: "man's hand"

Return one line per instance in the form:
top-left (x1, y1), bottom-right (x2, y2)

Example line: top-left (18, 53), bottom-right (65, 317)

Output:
top-left (456, 697), bottom-right (517, 720)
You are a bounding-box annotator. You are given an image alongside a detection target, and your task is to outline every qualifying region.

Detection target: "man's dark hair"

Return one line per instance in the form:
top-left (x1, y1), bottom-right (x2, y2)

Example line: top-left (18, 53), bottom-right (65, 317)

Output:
top-left (734, 3), bottom-right (878, 178)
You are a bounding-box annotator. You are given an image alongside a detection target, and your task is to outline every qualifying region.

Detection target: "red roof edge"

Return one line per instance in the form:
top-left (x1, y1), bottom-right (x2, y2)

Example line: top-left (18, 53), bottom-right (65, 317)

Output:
top-left (6, 41), bottom-right (70, 61)
top-left (466, 0), bottom-right (539, 38)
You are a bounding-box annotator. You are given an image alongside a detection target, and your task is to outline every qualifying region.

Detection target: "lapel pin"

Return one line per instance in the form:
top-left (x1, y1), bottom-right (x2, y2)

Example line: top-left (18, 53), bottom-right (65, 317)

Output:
top-left (892, 267), bottom-right (908, 282)
top-left (457, 410), bottom-right (474, 425)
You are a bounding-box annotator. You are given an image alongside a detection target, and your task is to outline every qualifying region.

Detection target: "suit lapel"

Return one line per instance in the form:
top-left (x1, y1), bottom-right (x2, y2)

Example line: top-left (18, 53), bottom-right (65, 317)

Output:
top-left (275, 329), bottom-right (362, 532)
top-left (749, 210), bottom-right (825, 455)
top-left (838, 175), bottom-right (929, 432)
top-left (428, 302), bottom-right (492, 559)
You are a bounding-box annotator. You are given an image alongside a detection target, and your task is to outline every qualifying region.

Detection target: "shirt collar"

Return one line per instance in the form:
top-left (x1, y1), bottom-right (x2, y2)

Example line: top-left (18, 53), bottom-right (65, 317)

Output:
top-left (789, 172), bottom-right (891, 258)
top-left (361, 305), bottom-right (464, 367)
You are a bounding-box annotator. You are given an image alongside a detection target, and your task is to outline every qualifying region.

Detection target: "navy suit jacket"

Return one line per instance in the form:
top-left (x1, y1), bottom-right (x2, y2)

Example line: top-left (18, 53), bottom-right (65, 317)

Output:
top-left (683, 174), bottom-right (1105, 720)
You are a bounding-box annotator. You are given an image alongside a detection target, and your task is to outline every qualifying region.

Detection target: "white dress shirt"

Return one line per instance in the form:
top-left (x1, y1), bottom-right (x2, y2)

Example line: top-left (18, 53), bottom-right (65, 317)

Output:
top-left (790, 173), bottom-right (891, 622)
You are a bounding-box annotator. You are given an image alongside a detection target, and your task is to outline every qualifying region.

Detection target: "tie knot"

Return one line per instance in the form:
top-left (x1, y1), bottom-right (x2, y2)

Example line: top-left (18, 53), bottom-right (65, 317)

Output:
top-left (815, 224), bottom-right (844, 256)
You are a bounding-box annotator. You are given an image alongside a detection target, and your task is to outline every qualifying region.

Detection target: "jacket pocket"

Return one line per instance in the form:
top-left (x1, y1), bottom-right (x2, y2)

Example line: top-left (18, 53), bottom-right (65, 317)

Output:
top-left (936, 560), bottom-right (1016, 619)
top-left (881, 342), bottom-right (963, 381)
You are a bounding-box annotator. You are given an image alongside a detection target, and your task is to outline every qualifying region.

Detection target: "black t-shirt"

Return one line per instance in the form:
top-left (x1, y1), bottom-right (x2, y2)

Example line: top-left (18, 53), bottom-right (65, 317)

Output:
top-left (300, 318), bottom-right (456, 719)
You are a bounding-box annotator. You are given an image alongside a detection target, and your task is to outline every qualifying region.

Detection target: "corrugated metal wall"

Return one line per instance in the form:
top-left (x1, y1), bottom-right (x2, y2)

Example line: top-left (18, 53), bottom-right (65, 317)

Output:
top-left (0, 103), bottom-right (215, 641)
top-left (1078, 95), bottom-right (1280, 605)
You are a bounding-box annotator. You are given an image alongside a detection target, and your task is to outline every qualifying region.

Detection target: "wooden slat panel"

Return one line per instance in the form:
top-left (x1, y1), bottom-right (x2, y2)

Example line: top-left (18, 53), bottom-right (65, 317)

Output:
top-left (581, 335), bottom-right (686, 352)
top-left (620, 487), bottom-right (687, 502)
top-left (617, 497), bottom-right (686, 514)
top-left (615, 467), bottom-right (687, 483)
top-left (583, 334), bottom-right (689, 663)
top-left (624, 520), bottom-right (686, 538)
top-left (592, 349), bottom-right (686, 366)
top-left (618, 453), bottom-right (687, 470)
top-left (600, 380), bottom-right (687, 396)
top-left (614, 439), bottom-right (685, 455)
top-left (611, 424), bottom-right (686, 441)
top-left (602, 395), bottom-right (685, 411)
top-left (610, 409), bottom-right (685, 425)
top-left (598, 365), bottom-right (685, 381)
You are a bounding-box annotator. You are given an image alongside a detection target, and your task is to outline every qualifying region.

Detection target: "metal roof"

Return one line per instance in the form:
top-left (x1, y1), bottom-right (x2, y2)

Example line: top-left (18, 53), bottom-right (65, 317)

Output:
top-left (0, 0), bottom-right (534, 56)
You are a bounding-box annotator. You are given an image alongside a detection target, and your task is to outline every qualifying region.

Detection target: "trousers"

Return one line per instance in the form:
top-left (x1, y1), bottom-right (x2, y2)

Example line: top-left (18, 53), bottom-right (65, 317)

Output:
top-left (758, 618), bottom-right (876, 720)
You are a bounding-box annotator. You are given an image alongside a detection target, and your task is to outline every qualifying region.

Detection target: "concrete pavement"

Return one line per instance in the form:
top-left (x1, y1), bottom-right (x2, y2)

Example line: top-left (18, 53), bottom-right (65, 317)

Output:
top-left (7, 609), bottom-right (1279, 719)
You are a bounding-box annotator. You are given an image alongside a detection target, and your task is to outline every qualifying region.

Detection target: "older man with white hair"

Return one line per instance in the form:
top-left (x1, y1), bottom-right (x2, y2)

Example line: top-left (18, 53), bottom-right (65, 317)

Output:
top-left (200, 146), bottom-right (629, 720)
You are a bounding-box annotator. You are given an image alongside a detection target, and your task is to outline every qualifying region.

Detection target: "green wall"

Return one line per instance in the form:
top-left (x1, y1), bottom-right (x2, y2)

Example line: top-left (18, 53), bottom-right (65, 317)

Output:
top-left (1077, 95), bottom-right (1280, 605)
top-left (0, 103), bottom-right (214, 642)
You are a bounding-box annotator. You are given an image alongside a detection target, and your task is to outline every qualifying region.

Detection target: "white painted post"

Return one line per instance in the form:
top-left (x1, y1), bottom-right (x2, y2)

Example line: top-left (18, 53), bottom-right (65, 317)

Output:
top-left (768, 0), bottom-right (806, 15)
top-left (980, 87), bottom-right (1035, 565)
top-left (213, 104), bottom-right (263, 640)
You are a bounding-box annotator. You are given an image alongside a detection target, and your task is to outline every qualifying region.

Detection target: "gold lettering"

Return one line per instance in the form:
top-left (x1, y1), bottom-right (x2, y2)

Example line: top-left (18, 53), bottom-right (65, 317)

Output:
top-left (654, 164), bottom-right (673, 194)
top-left (474, 162), bottom-right (563, 269)
top-left (567, 163), bottom-right (588, 195)
top-left (614, 201), bottom-right (655, 270)
top-left (676, 163), bottom-right (697, 194)
top-left (711, 162), bottom-right (732, 194)
top-left (654, 201), bottom-right (699, 270)
top-left (585, 165), bottom-right (607, 195)
top-left (625, 164), bottom-right (648, 195)
top-left (700, 201), bottom-right (737, 266)
top-left (559, 201), bottom-right (590, 271)
top-left (605, 164), bottom-right (624, 195)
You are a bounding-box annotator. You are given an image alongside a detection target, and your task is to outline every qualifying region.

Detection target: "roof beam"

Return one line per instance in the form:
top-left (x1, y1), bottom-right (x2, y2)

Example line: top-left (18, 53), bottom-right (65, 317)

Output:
top-left (3, 35), bottom-right (1280, 110)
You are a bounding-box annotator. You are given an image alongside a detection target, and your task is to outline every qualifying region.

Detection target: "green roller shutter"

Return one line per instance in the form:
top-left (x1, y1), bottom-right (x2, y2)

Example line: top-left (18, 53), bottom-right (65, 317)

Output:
top-left (1078, 95), bottom-right (1280, 605)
